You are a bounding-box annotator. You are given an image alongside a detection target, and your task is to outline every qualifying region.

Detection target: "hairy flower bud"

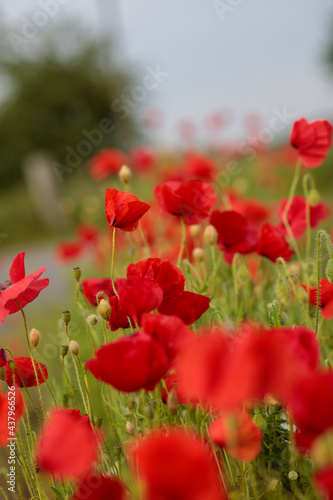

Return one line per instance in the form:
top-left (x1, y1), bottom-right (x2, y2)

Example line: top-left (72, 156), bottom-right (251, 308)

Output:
top-left (274, 278), bottom-right (290, 305)
top-left (62, 310), bottom-right (71, 325)
top-left (30, 328), bottom-right (40, 347)
top-left (253, 413), bottom-right (266, 431)
top-left (308, 188), bottom-right (320, 207)
top-left (309, 274), bottom-right (318, 287)
top-left (326, 258), bottom-right (333, 283)
top-left (72, 267), bottom-right (81, 281)
top-left (87, 314), bottom-right (98, 326)
top-left (98, 299), bottom-right (111, 320)
top-left (69, 340), bottom-right (80, 356)
top-left (204, 225), bottom-right (217, 245)
top-left (119, 165), bottom-right (132, 185)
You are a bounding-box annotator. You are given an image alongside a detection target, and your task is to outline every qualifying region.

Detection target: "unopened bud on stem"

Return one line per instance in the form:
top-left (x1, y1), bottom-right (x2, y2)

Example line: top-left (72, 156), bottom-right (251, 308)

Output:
top-left (72, 267), bottom-right (81, 281)
top-left (69, 340), bottom-right (80, 356)
top-left (119, 165), bottom-right (132, 185)
top-left (30, 328), bottom-right (40, 347)
top-left (62, 310), bottom-right (71, 325)
top-left (204, 225), bottom-right (217, 245)
top-left (98, 299), bottom-right (111, 320)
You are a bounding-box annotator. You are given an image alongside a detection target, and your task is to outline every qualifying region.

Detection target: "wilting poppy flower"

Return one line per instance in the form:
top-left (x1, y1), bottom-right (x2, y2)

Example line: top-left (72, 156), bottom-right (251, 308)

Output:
top-left (210, 210), bottom-right (258, 264)
top-left (158, 291), bottom-right (210, 325)
top-left (71, 474), bottom-right (128, 500)
top-left (129, 428), bottom-right (226, 500)
top-left (154, 180), bottom-right (217, 225)
top-left (208, 410), bottom-right (262, 462)
top-left (303, 278), bottom-right (333, 319)
top-left (126, 258), bottom-right (185, 300)
top-left (161, 373), bottom-right (189, 405)
top-left (0, 251), bottom-right (49, 321)
top-left (86, 333), bottom-right (169, 392)
top-left (90, 148), bottom-right (127, 181)
top-left (277, 196), bottom-right (329, 239)
top-left (105, 189), bottom-right (150, 232)
top-left (36, 409), bottom-right (102, 479)
top-left (257, 223), bottom-right (294, 262)
top-left (81, 278), bottom-right (114, 307)
top-left (0, 386), bottom-right (25, 446)
top-left (5, 357), bottom-right (48, 388)
top-left (314, 466), bottom-right (333, 500)
top-left (142, 313), bottom-right (194, 363)
top-left (116, 277), bottom-right (163, 326)
top-left (287, 371), bottom-right (333, 452)
top-left (290, 118), bottom-right (332, 167)
top-left (0, 348), bottom-right (7, 367)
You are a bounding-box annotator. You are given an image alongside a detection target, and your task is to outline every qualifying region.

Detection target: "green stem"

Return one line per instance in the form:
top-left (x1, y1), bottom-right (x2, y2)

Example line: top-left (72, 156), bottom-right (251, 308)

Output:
top-left (315, 231), bottom-right (333, 334)
top-left (282, 158), bottom-right (303, 262)
top-left (302, 173), bottom-right (315, 260)
top-left (111, 226), bottom-right (119, 297)
top-left (177, 217), bottom-right (187, 269)
top-left (139, 223), bottom-right (151, 257)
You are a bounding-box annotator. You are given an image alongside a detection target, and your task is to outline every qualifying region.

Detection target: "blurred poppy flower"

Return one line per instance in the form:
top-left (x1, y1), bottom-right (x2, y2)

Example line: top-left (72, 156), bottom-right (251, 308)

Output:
top-left (208, 410), bottom-right (262, 462)
top-left (257, 223), bottom-right (294, 262)
top-left (86, 333), bottom-right (169, 392)
top-left (76, 224), bottom-right (99, 245)
top-left (290, 118), bottom-right (332, 167)
top-left (0, 386), bottom-right (24, 446)
top-left (161, 373), bottom-right (190, 404)
top-left (36, 409), bottom-right (102, 479)
top-left (226, 191), bottom-right (271, 228)
top-left (129, 428), bottom-right (225, 500)
top-left (5, 357), bottom-right (48, 388)
top-left (158, 291), bottom-right (210, 325)
top-left (154, 180), bottom-right (217, 225)
top-left (56, 241), bottom-right (84, 263)
top-left (126, 258), bottom-right (185, 300)
top-left (314, 466), bottom-right (333, 500)
top-left (81, 277), bottom-right (114, 307)
top-left (210, 210), bottom-right (258, 264)
top-left (0, 251), bottom-right (49, 321)
top-left (116, 277), bottom-right (163, 326)
top-left (130, 146), bottom-right (155, 173)
top-left (183, 153), bottom-right (217, 181)
top-left (303, 278), bottom-right (333, 319)
top-left (277, 196), bottom-right (329, 239)
top-left (105, 189), bottom-right (150, 232)
top-left (71, 474), bottom-right (128, 500)
top-left (108, 295), bottom-right (131, 331)
top-left (90, 149), bottom-right (127, 181)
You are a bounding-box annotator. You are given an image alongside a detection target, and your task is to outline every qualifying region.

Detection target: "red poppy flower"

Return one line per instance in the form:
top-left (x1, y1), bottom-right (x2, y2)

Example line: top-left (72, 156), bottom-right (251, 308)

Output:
top-left (257, 223), bottom-right (294, 262)
top-left (161, 373), bottom-right (189, 404)
top-left (105, 189), bottom-right (150, 232)
top-left (226, 191), bottom-right (271, 228)
top-left (290, 118), bottom-right (332, 167)
top-left (154, 180), bottom-right (217, 225)
top-left (0, 348), bottom-right (7, 367)
top-left (56, 241), bottom-right (84, 263)
top-left (86, 333), bottom-right (169, 392)
top-left (116, 277), bottom-right (163, 326)
top-left (208, 410), bottom-right (262, 462)
top-left (126, 258), bottom-right (185, 300)
top-left (303, 278), bottom-right (333, 319)
top-left (71, 474), bottom-right (128, 500)
top-left (277, 196), bottom-right (329, 239)
top-left (287, 371), bottom-right (333, 452)
top-left (314, 466), bottom-right (333, 500)
top-left (0, 386), bottom-right (24, 446)
top-left (108, 295), bottom-right (131, 331)
top-left (158, 291), bottom-right (210, 325)
top-left (210, 210), bottom-right (258, 264)
top-left (76, 224), bottom-right (99, 245)
top-left (5, 357), bottom-right (48, 388)
top-left (130, 146), bottom-right (155, 172)
top-left (89, 148), bottom-right (127, 181)
top-left (36, 409), bottom-right (102, 479)
top-left (0, 251), bottom-right (49, 320)
top-left (183, 153), bottom-right (218, 181)
top-left (81, 278), bottom-right (115, 307)
top-left (142, 313), bottom-right (194, 364)
top-left (129, 428), bottom-right (226, 500)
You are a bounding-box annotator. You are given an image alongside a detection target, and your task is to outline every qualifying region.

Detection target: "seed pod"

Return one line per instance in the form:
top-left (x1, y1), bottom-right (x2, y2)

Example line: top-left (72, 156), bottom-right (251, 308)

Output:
top-left (308, 188), bottom-right (320, 207)
top-left (30, 328), bottom-right (40, 347)
top-left (69, 340), bottom-right (80, 356)
top-left (326, 258), bottom-right (333, 283)
top-left (72, 267), bottom-right (81, 281)
top-left (62, 310), bottom-right (71, 325)
top-left (119, 165), bottom-right (132, 185)
top-left (274, 278), bottom-right (290, 305)
top-left (98, 299), bottom-right (111, 320)
top-left (60, 345), bottom-right (69, 358)
top-left (7, 360), bottom-right (15, 372)
top-left (204, 225), bottom-right (217, 245)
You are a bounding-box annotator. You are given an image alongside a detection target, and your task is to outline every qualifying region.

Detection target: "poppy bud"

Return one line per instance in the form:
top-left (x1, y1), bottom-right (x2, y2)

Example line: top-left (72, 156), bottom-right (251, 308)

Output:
top-left (30, 328), bottom-right (40, 347)
top-left (167, 389), bottom-right (179, 415)
top-left (309, 274), bottom-right (318, 287)
top-left (69, 341), bottom-right (80, 356)
top-left (61, 345), bottom-right (69, 358)
top-left (326, 259), bottom-right (333, 283)
top-left (192, 247), bottom-right (205, 263)
top-left (266, 480), bottom-right (279, 492)
top-left (7, 360), bottom-right (15, 372)
top-left (189, 224), bottom-right (201, 237)
top-left (62, 310), bottom-right (71, 324)
top-left (72, 267), bottom-right (81, 281)
top-left (298, 287), bottom-right (308, 304)
top-left (119, 165), bottom-right (132, 185)
top-left (87, 314), bottom-right (98, 326)
top-left (288, 471), bottom-right (298, 481)
top-left (126, 422), bottom-right (135, 435)
top-left (308, 188), bottom-right (320, 207)
top-left (94, 416), bottom-right (103, 427)
top-left (0, 366), bottom-right (6, 381)
top-left (98, 299), bottom-right (111, 320)
top-left (274, 278), bottom-right (290, 305)
top-left (204, 225), bottom-right (217, 245)
top-left (252, 413), bottom-right (266, 431)
top-left (237, 264), bottom-right (249, 284)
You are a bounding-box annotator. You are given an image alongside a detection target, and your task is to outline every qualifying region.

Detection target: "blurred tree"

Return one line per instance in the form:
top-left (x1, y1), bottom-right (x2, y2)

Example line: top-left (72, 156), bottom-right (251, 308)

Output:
top-left (0, 20), bottom-right (139, 188)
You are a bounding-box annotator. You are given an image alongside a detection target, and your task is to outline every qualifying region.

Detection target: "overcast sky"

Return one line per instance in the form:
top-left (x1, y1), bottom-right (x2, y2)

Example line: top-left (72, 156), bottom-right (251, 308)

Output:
top-left (2, 0), bottom-right (333, 145)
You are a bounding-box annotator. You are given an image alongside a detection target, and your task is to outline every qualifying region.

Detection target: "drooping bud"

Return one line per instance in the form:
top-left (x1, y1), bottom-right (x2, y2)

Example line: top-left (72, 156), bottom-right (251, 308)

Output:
top-left (308, 188), bottom-right (320, 207)
top-left (309, 274), bottom-right (318, 287)
top-left (204, 225), bottom-right (217, 245)
top-left (189, 224), bottom-right (201, 238)
top-left (274, 278), bottom-right (290, 305)
top-left (87, 314), bottom-right (98, 326)
top-left (297, 287), bottom-right (308, 304)
top-left (167, 389), bottom-right (179, 415)
top-left (126, 422), bottom-right (135, 435)
top-left (94, 416), bottom-right (103, 427)
top-left (62, 310), bottom-right (71, 325)
top-left (98, 299), bottom-right (111, 320)
top-left (60, 345), bottom-right (69, 358)
top-left (30, 328), bottom-right (40, 347)
top-left (192, 247), bottom-right (204, 263)
top-left (119, 165), bottom-right (132, 185)
top-left (7, 360), bottom-right (15, 372)
top-left (72, 267), bottom-right (81, 281)
top-left (237, 264), bottom-right (249, 284)
top-left (326, 258), bottom-right (333, 283)
top-left (69, 340), bottom-right (80, 356)
top-left (288, 471), bottom-right (298, 481)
